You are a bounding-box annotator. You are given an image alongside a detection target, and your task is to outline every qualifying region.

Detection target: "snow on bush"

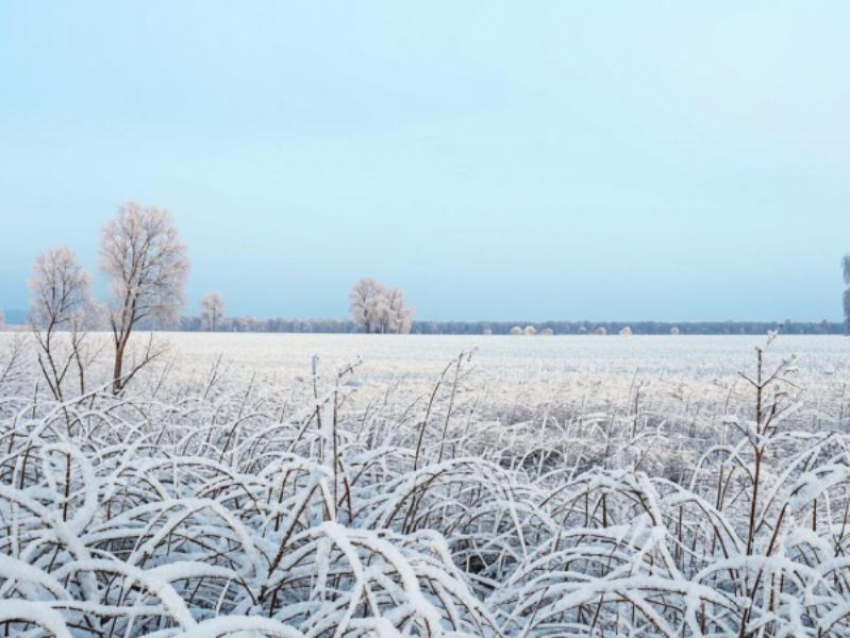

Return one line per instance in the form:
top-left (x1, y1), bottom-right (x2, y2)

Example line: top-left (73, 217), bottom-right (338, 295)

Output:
top-left (0, 337), bottom-right (848, 636)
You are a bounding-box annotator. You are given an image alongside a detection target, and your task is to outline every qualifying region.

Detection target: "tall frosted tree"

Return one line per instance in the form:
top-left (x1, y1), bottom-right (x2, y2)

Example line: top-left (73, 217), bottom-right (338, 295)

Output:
top-left (201, 292), bottom-right (226, 331)
top-left (844, 254), bottom-right (850, 333)
top-left (101, 203), bottom-right (189, 394)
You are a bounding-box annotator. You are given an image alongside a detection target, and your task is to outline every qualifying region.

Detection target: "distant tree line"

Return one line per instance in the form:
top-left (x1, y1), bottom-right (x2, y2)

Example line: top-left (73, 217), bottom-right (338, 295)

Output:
top-left (171, 263), bottom-right (850, 337)
top-left (179, 316), bottom-right (358, 333)
top-left (11, 255), bottom-right (850, 338)
top-left (179, 277), bottom-right (415, 334)
top-left (176, 317), bottom-right (845, 335)
top-left (407, 320), bottom-right (845, 336)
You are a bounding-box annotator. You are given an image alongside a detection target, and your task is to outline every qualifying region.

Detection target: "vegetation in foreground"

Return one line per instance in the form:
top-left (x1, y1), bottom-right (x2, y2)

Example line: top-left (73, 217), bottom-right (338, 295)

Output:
top-left (0, 334), bottom-right (849, 636)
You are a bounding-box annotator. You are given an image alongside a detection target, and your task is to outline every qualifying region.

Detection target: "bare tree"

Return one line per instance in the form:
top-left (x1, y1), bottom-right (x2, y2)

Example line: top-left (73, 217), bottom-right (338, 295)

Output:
top-left (349, 278), bottom-right (385, 334)
top-left (201, 292), bottom-right (226, 331)
top-left (101, 203), bottom-right (189, 394)
top-left (28, 247), bottom-right (94, 400)
top-left (844, 254), bottom-right (850, 334)
top-left (385, 287), bottom-right (413, 334)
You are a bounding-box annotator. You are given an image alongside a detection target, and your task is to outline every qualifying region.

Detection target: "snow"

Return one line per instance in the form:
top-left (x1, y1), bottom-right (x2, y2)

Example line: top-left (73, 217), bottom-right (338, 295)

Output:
top-left (0, 600), bottom-right (74, 637)
top-left (0, 333), bottom-right (848, 635)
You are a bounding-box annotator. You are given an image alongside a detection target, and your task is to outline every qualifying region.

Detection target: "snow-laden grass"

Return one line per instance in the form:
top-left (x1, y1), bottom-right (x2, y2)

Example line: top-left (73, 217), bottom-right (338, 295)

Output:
top-left (0, 337), bottom-right (849, 636)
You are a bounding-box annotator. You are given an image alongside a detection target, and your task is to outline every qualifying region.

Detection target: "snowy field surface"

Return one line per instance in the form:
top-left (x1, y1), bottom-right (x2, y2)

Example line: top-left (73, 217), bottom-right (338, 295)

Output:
top-left (0, 333), bottom-right (849, 636)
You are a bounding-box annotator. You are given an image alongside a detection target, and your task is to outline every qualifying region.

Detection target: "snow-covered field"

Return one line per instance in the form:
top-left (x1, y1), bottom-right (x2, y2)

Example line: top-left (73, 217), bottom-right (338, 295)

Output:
top-left (1, 332), bottom-right (849, 636)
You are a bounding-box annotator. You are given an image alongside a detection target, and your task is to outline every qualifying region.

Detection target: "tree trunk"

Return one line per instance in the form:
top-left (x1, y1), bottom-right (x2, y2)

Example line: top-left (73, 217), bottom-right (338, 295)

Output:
top-left (112, 340), bottom-right (125, 395)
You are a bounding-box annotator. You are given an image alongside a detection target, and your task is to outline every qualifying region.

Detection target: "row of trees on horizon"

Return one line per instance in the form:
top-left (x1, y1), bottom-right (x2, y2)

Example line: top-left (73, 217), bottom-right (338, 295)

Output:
top-left (183, 261), bottom-right (850, 335)
top-left (155, 253), bottom-right (850, 335)
top-left (8, 304), bottom-right (845, 336)
top-left (175, 316), bottom-right (847, 335)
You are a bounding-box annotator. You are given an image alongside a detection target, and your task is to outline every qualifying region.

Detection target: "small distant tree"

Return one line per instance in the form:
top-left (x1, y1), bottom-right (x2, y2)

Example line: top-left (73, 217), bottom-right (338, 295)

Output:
top-left (524, 325), bottom-right (537, 336)
top-left (201, 292), bottom-right (226, 331)
top-left (29, 247), bottom-right (95, 400)
top-left (510, 326), bottom-right (523, 336)
top-left (541, 327), bottom-right (554, 336)
top-left (349, 278), bottom-right (385, 333)
top-left (101, 203), bottom-right (189, 394)
top-left (844, 255), bottom-right (850, 334)
top-left (595, 326), bottom-right (607, 336)
top-left (620, 326), bottom-right (633, 336)
top-left (349, 279), bottom-right (414, 334)
top-left (670, 326), bottom-right (681, 336)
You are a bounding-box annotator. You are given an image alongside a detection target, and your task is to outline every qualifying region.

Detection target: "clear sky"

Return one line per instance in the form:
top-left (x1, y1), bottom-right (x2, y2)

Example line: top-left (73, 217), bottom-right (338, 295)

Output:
top-left (1, 2), bottom-right (848, 322)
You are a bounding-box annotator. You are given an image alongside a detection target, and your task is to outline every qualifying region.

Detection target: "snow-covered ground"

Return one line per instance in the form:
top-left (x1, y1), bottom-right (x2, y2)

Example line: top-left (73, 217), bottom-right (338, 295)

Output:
top-left (161, 332), bottom-right (850, 380)
top-left (0, 332), bottom-right (849, 636)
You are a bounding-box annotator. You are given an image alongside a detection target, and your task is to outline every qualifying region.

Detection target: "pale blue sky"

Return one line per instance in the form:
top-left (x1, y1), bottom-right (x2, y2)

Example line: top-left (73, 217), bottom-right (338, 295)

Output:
top-left (1, 2), bottom-right (848, 321)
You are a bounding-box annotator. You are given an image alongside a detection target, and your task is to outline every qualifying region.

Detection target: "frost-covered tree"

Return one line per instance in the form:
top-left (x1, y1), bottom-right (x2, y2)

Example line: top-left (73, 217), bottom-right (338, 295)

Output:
top-left (524, 325), bottom-right (537, 336)
top-left (101, 203), bottom-right (189, 394)
top-left (348, 279), bottom-right (414, 334)
top-left (844, 255), bottom-right (850, 334)
top-left (385, 287), bottom-right (413, 334)
top-left (510, 326), bottom-right (523, 335)
top-left (200, 292), bottom-right (226, 331)
top-left (29, 247), bottom-right (96, 399)
top-left (349, 278), bottom-right (385, 334)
